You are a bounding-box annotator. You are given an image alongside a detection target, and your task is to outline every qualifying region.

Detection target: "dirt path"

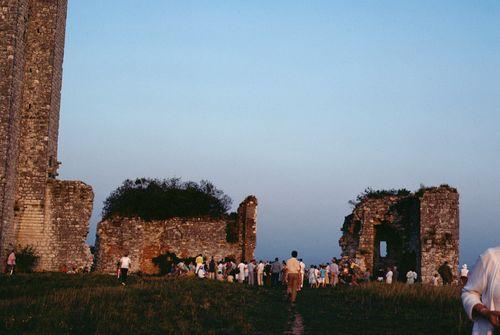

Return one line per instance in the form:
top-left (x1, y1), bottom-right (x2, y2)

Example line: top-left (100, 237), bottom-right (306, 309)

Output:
top-left (284, 309), bottom-right (304, 335)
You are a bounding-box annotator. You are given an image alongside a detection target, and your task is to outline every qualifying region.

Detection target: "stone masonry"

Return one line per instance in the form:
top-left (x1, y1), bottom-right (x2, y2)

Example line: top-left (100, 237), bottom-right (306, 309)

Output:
top-left (0, 0), bottom-right (93, 271)
top-left (94, 196), bottom-right (258, 274)
top-left (339, 186), bottom-right (459, 284)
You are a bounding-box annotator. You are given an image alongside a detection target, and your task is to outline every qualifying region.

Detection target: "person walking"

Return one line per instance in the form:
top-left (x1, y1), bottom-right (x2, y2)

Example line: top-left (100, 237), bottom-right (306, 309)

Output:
top-left (386, 267), bottom-right (394, 284)
top-left (257, 260), bottom-right (265, 286)
top-left (271, 258), bottom-right (282, 287)
top-left (119, 253), bottom-right (131, 286)
top-left (298, 259), bottom-right (305, 291)
top-left (7, 250), bottom-right (16, 275)
top-left (237, 261), bottom-right (246, 283)
top-left (286, 250), bottom-right (301, 303)
top-left (248, 260), bottom-right (256, 286)
top-left (462, 247), bottom-right (500, 334)
top-left (438, 261), bottom-right (454, 285)
top-left (330, 261), bottom-right (339, 287)
top-left (308, 266), bottom-right (317, 288)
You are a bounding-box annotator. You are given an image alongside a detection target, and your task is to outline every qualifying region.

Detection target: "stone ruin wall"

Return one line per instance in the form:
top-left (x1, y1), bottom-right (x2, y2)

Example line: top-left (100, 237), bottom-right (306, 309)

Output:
top-left (94, 196), bottom-right (258, 274)
top-left (0, 0), bottom-right (93, 271)
top-left (419, 189), bottom-right (459, 283)
top-left (0, 0), bottom-right (30, 264)
top-left (339, 186), bottom-right (459, 284)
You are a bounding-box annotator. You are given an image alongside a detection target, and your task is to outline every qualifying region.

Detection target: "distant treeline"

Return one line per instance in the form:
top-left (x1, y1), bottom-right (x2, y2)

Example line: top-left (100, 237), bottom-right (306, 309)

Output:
top-left (102, 178), bottom-right (232, 221)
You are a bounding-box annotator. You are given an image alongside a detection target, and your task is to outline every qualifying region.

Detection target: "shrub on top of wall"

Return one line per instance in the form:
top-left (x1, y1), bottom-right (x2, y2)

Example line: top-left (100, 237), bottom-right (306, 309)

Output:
top-left (102, 178), bottom-right (232, 221)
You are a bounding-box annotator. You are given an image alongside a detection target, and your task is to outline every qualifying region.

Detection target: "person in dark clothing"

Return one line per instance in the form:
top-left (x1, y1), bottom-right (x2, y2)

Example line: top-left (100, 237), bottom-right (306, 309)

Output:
top-left (208, 257), bottom-right (216, 280)
top-left (393, 266), bottom-right (399, 283)
top-left (270, 257), bottom-right (282, 287)
top-left (376, 267), bottom-right (385, 282)
top-left (438, 261), bottom-right (453, 285)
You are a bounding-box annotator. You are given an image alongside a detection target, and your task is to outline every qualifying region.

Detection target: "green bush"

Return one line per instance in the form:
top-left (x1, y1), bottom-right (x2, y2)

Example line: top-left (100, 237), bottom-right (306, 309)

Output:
top-left (15, 245), bottom-right (39, 273)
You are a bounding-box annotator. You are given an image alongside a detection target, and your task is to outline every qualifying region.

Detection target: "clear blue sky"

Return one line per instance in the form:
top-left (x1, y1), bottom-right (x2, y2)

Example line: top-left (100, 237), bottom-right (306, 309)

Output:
top-left (58, 1), bottom-right (500, 267)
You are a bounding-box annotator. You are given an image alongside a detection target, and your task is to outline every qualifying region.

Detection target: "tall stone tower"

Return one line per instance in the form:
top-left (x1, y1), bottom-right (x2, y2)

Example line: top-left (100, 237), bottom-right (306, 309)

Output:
top-left (0, 0), bottom-right (93, 271)
top-left (237, 195), bottom-right (258, 261)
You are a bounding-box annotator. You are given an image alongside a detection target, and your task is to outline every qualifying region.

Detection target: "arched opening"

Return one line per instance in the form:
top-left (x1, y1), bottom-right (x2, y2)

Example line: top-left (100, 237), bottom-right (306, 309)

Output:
top-left (152, 252), bottom-right (180, 275)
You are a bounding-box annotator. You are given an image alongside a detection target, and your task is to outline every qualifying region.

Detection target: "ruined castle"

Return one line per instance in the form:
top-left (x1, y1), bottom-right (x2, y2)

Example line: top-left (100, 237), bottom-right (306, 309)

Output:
top-left (1, 1), bottom-right (258, 273)
top-left (339, 185), bottom-right (459, 283)
top-left (0, 0), bottom-right (94, 270)
top-left (94, 196), bottom-right (258, 274)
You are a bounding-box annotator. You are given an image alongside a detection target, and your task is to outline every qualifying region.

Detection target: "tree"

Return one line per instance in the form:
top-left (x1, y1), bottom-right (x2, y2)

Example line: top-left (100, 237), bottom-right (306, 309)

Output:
top-left (102, 178), bottom-right (232, 221)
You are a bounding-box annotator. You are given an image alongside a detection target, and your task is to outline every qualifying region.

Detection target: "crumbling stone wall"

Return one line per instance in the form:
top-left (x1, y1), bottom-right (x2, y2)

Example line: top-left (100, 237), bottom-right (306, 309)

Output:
top-left (0, 0), bottom-right (93, 271)
top-left (339, 186), bottom-right (459, 283)
top-left (95, 196), bottom-right (258, 274)
top-left (237, 195), bottom-right (257, 261)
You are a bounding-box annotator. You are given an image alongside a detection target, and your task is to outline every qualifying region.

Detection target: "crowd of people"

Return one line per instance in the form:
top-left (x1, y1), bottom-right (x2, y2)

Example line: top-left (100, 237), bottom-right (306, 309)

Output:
top-left (147, 253), bottom-right (468, 289)
top-left (156, 248), bottom-right (499, 334)
top-left (5, 246), bottom-right (500, 333)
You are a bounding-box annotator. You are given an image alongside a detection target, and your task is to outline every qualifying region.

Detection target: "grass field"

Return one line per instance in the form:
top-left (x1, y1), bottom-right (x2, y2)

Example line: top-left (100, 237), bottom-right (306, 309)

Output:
top-left (296, 283), bottom-right (471, 334)
top-left (0, 274), bottom-right (471, 334)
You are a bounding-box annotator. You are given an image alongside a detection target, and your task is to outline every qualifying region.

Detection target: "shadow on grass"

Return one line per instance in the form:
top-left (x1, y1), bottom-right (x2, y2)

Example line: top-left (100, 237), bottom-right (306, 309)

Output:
top-left (0, 274), bottom-right (289, 334)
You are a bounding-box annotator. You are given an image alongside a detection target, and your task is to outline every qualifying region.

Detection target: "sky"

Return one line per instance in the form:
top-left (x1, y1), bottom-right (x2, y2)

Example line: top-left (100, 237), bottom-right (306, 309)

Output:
top-left (58, 0), bottom-right (500, 267)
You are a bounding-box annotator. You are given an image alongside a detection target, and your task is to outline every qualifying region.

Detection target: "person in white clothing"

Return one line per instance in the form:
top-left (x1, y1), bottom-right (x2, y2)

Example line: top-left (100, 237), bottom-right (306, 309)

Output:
top-left (119, 253), bottom-right (131, 286)
top-left (197, 264), bottom-right (206, 279)
top-left (244, 262), bottom-right (249, 282)
top-left (461, 264), bottom-right (470, 286)
top-left (432, 274), bottom-right (440, 286)
top-left (308, 266), bottom-right (317, 288)
top-left (298, 259), bottom-right (306, 290)
top-left (237, 262), bottom-right (246, 283)
top-left (462, 247), bottom-right (500, 334)
top-left (257, 261), bottom-right (265, 286)
top-left (216, 262), bottom-right (225, 281)
top-left (386, 267), bottom-right (394, 284)
top-left (406, 270), bottom-right (417, 284)
top-left (329, 261), bottom-right (339, 287)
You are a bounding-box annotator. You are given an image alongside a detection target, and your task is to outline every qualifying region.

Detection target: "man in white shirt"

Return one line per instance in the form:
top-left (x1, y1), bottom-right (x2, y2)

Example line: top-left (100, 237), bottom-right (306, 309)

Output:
top-left (406, 270), bottom-right (417, 284)
top-left (237, 261), bottom-right (246, 283)
top-left (257, 261), bottom-right (265, 286)
top-left (386, 267), bottom-right (394, 284)
top-left (298, 259), bottom-right (306, 290)
top-left (462, 247), bottom-right (500, 334)
top-left (119, 253), bottom-right (131, 286)
top-left (286, 250), bottom-right (301, 303)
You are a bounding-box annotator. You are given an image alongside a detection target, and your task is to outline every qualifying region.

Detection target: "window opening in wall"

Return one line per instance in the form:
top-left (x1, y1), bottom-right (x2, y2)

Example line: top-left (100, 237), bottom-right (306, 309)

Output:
top-left (28, 103), bottom-right (31, 109)
top-left (380, 241), bottom-right (388, 258)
